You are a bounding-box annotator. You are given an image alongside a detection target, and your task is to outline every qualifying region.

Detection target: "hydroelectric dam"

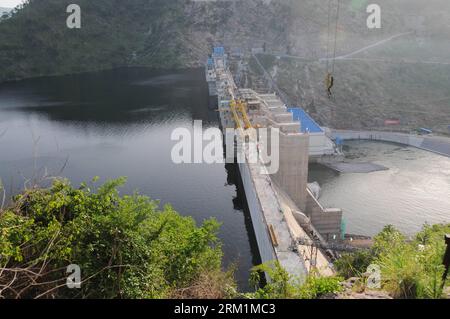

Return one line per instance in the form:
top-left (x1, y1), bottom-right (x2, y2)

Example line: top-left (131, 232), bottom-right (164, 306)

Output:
top-left (206, 47), bottom-right (345, 279)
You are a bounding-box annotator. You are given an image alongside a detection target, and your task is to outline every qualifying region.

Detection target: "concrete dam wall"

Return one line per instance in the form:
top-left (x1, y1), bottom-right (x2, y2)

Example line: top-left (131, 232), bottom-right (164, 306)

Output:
top-left (238, 161), bottom-right (278, 264)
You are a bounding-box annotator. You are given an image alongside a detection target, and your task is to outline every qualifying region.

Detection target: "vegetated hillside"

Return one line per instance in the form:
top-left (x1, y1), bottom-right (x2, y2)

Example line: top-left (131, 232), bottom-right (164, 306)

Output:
top-left (0, 0), bottom-right (185, 81)
top-left (284, 0), bottom-right (450, 59)
top-left (3, 0), bottom-right (432, 83)
top-left (0, 0), bottom-right (294, 82)
top-left (255, 48), bottom-right (450, 132)
top-left (247, 0), bottom-right (450, 132)
top-left (1, 0), bottom-right (449, 131)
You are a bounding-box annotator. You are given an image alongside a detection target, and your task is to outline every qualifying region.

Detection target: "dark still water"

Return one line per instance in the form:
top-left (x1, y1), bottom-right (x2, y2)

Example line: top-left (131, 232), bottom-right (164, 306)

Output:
top-left (0, 68), bottom-right (259, 290)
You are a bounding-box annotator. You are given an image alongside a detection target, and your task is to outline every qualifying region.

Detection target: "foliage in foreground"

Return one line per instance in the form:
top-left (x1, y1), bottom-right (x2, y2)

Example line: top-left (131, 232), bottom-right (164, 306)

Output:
top-left (1, 176), bottom-right (448, 300)
top-left (0, 177), bottom-right (234, 299)
top-left (247, 261), bottom-right (343, 299)
top-left (335, 224), bottom-right (450, 299)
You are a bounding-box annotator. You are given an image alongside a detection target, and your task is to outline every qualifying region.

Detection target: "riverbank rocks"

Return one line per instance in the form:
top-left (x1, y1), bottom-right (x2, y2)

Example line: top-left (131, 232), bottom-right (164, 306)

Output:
top-left (339, 289), bottom-right (393, 299)
top-left (336, 278), bottom-right (392, 299)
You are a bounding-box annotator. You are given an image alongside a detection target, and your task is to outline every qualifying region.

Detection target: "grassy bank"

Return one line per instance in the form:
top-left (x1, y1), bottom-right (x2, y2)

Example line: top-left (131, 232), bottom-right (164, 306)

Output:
top-left (335, 224), bottom-right (450, 298)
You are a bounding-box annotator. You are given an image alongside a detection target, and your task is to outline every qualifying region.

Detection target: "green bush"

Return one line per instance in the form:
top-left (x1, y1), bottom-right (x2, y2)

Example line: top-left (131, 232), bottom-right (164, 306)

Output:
top-left (248, 261), bottom-right (343, 299)
top-left (372, 225), bottom-right (406, 256)
top-left (334, 249), bottom-right (374, 279)
top-left (297, 274), bottom-right (343, 299)
top-left (376, 224), bottom-right (449, 299)
top-left (334, 224), bottom-right (450, 299)
top-left (0, 177), bottom-right (233, 299)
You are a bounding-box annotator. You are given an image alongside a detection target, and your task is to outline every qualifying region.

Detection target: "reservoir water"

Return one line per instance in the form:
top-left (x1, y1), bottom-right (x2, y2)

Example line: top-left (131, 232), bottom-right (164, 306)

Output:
top-left (1, 68), bottom-right (449, 288)
top-left (0, 68), bottom-right (258, 290)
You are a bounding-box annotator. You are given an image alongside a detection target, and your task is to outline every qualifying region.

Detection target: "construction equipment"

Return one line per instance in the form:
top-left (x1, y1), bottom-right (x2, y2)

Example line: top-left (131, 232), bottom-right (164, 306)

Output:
top-left (229, 99), bottom-right (253, 129)
top-left (229, 99), bottom-right (242, 129)
top-left (237, 99), bottom-right (253, 129)
top-left (325, 73), bottom-right (334, 98)
top-left (324, 0), bottom-right (340, 98)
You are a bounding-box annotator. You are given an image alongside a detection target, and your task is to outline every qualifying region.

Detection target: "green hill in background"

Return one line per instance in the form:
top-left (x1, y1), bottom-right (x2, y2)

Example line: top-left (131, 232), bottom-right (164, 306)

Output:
top-left (0, 0), bottom-right (191, 81)
top-left (0, 0), bottom-right (292, 82)
top-left (1, 0), bottom-right (449, 132)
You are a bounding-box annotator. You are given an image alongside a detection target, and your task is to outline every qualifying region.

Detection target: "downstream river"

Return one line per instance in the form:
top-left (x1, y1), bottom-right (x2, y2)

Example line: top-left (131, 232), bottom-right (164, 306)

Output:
top-left (1, 68), bottom-right (449, 289)
top-left (310, 140), bottom-right (450, 236)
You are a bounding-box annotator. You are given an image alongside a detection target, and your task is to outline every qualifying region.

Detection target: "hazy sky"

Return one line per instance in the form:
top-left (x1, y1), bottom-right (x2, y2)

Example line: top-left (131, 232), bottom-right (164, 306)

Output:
top-left (1, 0), bottom-right (24, 8)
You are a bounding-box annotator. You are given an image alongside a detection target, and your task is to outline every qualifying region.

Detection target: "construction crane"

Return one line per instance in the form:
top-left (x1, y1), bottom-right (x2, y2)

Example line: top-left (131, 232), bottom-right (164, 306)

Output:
top-left (229, 99), bottom-right (253, 129)
top-left (325, 0), bottom-right (340, 98)
top-left (237, 99), bottom-right (253, 129)
top-left (229, 99), bottom-right (243, 129)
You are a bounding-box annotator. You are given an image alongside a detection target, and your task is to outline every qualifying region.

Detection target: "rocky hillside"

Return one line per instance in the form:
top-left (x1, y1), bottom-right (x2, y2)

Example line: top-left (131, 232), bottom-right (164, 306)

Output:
top-left (0, 0), bottom-right (294, 82)
top-left (246, 0), bottom-right (450, 132)
top-left (1, 0), bottom-right (449, 131)
top-left (1, 0), bottom-right (448, 80)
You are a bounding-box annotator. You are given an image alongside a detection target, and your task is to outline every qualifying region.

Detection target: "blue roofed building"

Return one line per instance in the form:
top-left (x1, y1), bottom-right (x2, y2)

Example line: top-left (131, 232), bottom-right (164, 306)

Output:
top-left (205, 56), bottom-right (217, 96)
top-left (288, 107), bottom-right (323, 133)
top-left (211, 46), bottom-right (227, 70)
top-left (288, 107), bottom-right (336, 158)
top-left (213, 46), bottom-right (225, 56)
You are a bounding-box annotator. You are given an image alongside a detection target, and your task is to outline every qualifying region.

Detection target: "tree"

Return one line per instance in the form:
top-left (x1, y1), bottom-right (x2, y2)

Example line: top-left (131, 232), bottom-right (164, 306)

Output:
top-left (0, 177), bottom-right (233, 299)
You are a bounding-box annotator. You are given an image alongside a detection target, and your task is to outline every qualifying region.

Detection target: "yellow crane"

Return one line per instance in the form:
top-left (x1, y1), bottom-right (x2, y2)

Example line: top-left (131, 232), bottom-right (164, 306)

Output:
top-left (229, 99), bottom-right (253, 129)
top-left (229, 99), bottom-right (242, 129)
top-left (237, 99), bottom-right (253, 129)
top-left (230, 99), bottom-right (253, 129)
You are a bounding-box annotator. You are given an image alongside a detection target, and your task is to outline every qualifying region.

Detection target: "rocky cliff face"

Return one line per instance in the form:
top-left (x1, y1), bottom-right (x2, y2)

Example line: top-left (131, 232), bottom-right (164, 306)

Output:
top-left (0, 0), bottom-right (295, 82)
top-left (179, 0), bottom-right (292, 64)
top-left (245, 0), bottom-right (450, 131)
top-left (2, 0), bottom-right (448, 80)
